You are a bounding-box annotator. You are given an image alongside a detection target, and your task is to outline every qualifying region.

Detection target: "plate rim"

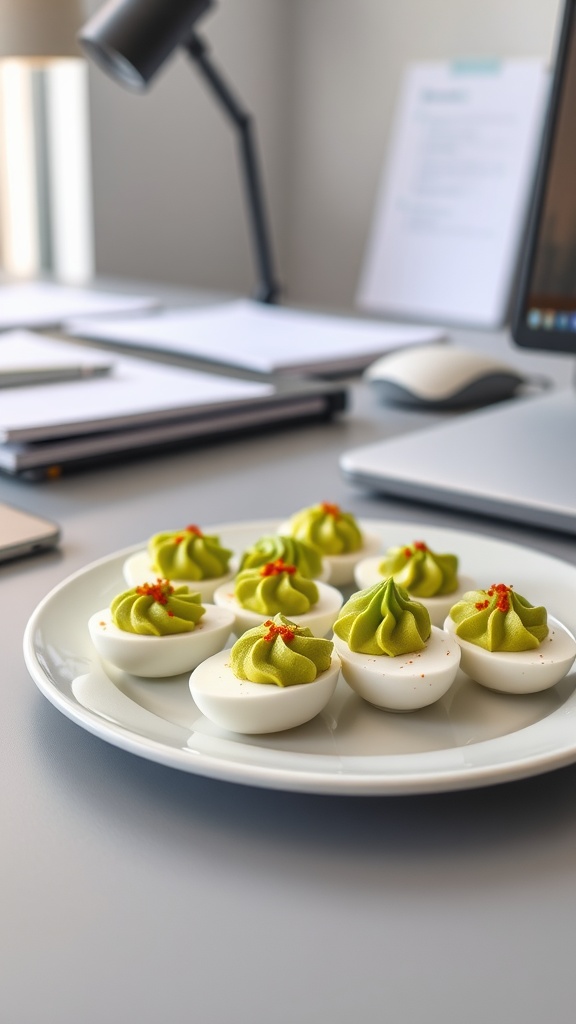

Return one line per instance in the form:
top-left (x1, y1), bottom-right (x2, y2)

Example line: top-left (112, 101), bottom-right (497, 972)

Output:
top-left (23, 516), bottom-right (576, 796)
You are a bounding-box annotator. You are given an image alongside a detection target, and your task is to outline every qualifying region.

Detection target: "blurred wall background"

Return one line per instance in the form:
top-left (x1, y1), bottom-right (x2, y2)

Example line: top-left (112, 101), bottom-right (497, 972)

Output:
top-left (83, 0), bottom-right (563, 311)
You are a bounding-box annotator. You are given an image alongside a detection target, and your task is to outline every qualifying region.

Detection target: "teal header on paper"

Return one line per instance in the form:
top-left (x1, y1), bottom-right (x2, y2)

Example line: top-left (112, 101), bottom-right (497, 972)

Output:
top-left (450, 59), bottom-right (502, 75)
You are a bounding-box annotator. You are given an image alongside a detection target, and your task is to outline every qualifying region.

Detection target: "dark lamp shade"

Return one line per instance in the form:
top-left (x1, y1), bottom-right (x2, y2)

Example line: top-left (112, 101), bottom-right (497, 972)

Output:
top-left (0, 0), bottom-right (83, 59)
top-left (78, 0), bottom-right (212, 90)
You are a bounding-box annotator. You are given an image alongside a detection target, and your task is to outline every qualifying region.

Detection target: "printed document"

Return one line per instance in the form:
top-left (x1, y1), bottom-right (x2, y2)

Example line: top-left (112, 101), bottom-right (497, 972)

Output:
top-left (358, 60), bottom-right (549, 327)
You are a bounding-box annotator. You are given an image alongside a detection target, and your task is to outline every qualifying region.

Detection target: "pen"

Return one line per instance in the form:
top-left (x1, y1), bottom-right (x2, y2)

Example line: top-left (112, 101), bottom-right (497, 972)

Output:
top-left (0, 364), bottom-right (113, 388)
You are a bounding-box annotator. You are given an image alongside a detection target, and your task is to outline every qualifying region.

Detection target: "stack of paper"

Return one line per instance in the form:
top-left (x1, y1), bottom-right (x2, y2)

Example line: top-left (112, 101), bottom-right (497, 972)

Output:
top-left (0, 331), bottom-right (346, 477)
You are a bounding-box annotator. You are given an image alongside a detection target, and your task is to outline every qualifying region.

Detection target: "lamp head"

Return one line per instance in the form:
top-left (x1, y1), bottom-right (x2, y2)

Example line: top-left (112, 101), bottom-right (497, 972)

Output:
top-left (78, 0), bottom-right (213, 90)
top-left (0, 0), bottom-right (83, 61)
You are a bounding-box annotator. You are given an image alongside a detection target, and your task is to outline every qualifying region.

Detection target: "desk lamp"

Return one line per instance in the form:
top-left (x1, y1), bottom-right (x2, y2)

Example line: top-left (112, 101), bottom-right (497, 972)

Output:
top-left (79, 0), bottom-right (280, 303)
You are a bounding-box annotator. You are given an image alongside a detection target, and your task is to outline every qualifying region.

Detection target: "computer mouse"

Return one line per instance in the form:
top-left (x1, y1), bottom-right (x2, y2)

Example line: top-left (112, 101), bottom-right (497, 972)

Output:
top-left (365, 343), bottom-right (526, 409)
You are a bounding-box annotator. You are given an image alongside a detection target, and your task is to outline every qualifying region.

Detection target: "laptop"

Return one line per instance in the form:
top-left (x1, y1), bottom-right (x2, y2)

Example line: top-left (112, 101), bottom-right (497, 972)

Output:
top-left (341, 0), bottom-right (576, 536)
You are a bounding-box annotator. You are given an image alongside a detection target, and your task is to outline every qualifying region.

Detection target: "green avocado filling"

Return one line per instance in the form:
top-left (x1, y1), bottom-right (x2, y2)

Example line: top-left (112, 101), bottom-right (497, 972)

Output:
top-left (449, 584), bottom-right (548, 652)
top-left (285, 502), bottom-right (362, 555)
top-left (234, 560), bottom-right (319, 615)
top-left (378, 541), bottom-right (458, 597)
top-left (230, 613), bottom-right (333, 686)
top-left (333, 577), bottom-right (431, 656)
top-left (239, 534), bottom-right (323, 579)
top-left (148, 524), bottom-right (232, 581)
top-left (110, 580), bottom-right (205, 636)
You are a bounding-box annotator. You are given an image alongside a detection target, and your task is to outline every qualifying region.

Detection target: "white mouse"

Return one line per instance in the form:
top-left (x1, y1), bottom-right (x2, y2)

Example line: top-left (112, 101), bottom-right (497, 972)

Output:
top-left (365, 343), bottom-right (526, 409)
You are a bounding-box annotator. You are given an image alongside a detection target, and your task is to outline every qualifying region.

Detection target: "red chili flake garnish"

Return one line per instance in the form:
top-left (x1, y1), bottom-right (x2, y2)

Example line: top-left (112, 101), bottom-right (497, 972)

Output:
top-left (136, 580), bottom-right (174, 604)
top-left (263, 620), bottom-right (296, 643)
top-left (174, 525), bottom-right (202, 544)
top-left (260, 559), bottom-right (296, 577)
top-left (320, 502), bottom-right (341, 518)
top-left (487, 583), bottom-right (512, 613)
top-left (405, 541), bottom-right (427, 557)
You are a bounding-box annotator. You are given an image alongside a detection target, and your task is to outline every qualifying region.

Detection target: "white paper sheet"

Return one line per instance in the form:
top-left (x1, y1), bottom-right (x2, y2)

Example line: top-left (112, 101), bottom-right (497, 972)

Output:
top-left (0, 330), bottom-right (112, 378)
top-left (64, 299), bottom-right (446, 375)
top-left (0, 281), bottom-right (159, 329)
top-left (358, 60), bottom-right (550, 328)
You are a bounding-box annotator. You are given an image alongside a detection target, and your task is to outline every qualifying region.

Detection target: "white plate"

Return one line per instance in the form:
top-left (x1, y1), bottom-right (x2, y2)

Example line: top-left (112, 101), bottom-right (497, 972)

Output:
top-left (23, 518), bottom-right (576, 795)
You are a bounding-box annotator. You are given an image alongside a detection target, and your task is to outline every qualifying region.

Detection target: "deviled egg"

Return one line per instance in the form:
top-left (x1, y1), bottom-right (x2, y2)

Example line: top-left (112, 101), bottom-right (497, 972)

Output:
top-left (89, 579), bottom-right (235, 677)
top-left (444, 583), bottom-right (576, 694)
top-left (332, 578), bottom-right (460, 711)
top-left (190, 614), bottom-right (340, 734)
top-left (238, 532), bottom-right (329, 581)
top-left (354, 539), bottom-right (475, 627)
top-left (123, 523), bottom-right (234, 602)
top-left (212, 558), bottom-right (343, 637)
top-left (279, 502), bottom-right (381, 586)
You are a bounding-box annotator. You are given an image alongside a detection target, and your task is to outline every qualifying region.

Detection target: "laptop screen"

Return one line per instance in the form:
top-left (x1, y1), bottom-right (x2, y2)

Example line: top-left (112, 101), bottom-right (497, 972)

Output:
top-left (512, 0), bottom-right (576, 353)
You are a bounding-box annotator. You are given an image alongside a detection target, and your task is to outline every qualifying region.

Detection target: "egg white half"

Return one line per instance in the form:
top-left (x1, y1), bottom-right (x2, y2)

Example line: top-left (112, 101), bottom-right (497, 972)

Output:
top-left (332, 626), bottom-right (461, 712)
top-left (190, 649), bottom-right (341, 734)
top-left (88, 604), bottom-right (235, 678)
top-left (443, 614), bottom-right (576, 694)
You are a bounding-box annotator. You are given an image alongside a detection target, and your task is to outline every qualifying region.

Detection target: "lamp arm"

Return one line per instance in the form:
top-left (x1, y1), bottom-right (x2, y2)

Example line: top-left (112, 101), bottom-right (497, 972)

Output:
top-left (184, 30), bottom-right (280, 304)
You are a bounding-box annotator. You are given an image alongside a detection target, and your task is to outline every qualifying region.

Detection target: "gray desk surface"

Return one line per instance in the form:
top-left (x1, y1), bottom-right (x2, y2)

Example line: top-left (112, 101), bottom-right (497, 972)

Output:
top-left (2, 291), bottom-right (576, 1024)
